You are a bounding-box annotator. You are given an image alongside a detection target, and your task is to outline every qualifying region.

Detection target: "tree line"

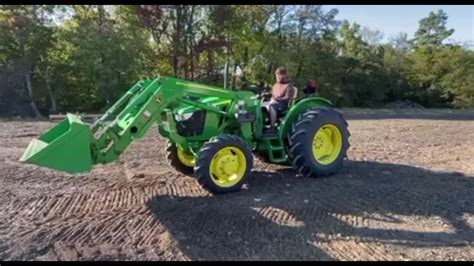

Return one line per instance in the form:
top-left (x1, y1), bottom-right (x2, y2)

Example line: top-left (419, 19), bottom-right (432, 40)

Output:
top-left (0, 5), bottom-right (473, 117)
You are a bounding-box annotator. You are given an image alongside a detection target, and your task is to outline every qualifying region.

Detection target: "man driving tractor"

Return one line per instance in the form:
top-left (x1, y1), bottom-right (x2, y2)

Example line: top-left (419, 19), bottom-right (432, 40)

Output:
top-left (265, 67), bottom-right (295, 133)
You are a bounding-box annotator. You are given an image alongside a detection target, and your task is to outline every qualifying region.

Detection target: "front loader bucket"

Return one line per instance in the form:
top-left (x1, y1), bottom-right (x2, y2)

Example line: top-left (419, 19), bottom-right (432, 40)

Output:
top-left (20, 113), bottom-right (93, 173)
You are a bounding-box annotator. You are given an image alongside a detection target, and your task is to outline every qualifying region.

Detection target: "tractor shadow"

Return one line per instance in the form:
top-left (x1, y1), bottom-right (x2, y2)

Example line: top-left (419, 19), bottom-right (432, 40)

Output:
top-left (146, 160), bottom-right (473, 261)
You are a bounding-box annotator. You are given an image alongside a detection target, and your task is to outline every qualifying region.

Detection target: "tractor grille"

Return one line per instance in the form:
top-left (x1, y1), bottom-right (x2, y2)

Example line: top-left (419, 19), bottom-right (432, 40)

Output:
top-left (175, 110), bottom-right (206, 137)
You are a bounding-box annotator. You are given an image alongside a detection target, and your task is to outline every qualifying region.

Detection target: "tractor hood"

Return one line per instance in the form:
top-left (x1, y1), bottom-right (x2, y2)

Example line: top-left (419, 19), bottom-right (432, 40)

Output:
top-left (174, 96), bottom-right (231, 115)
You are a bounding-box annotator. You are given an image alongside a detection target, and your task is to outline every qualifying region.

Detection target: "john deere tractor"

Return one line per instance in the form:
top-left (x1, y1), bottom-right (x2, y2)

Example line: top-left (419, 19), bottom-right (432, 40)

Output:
top-left (20, 76), bottom-right (350, 194)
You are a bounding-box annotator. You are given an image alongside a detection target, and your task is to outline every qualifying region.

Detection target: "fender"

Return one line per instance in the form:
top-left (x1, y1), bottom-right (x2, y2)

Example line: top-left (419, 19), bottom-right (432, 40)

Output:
top-left (279, 97), bottom-right (333, 139)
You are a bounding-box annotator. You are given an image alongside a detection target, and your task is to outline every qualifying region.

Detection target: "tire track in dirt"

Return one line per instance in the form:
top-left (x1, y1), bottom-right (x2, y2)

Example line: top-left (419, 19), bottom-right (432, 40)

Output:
top-left (246, 167), bottom-right (470, 260)
top-left (146, 197), bottom-right (399, 260)
top-left (315, 236), bottom-right (399, 261)
top-left (302, 181), bottom-right (470, 259)
top-left (0, 162), bottom-right (122, 202)
top-left (2, 174), bottom-right (208, 224)
top-left (0, 218), bottom-right (11, 261)
top-left (5, 162), bottom-right (465, 261)
top-left (256, 206), bottom-right (306, 227)
top-left (2, 119), bottom-right (474, 260)
top-left (6, 204), bottom-right (188, 260)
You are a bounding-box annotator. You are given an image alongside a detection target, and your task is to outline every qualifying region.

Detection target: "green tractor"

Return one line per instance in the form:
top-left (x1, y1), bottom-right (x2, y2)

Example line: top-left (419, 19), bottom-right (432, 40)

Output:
top-left (20, 76), bottom-right (350, 194)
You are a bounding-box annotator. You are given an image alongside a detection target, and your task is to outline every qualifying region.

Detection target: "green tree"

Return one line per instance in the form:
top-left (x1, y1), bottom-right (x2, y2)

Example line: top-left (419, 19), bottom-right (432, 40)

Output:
top-left (336, 20), bottom-right (388, 107)
top-left (414, 9), bottom-right (454, 48)
top-left (359, 26), bottom-right (384, 46)
top-left (1, 5), bottom-right (472, 117)
top-left (407, 9), bottom-right (474, 108)
top-left (409, 45), bottom-right (474, 108)
top-left (383, 44), bottom-right (412, 102)
top-left (389, 32), bottom-right (412, 52)
top-left (0, 5), bottom-right (62, 117)
top-left (48, 5), bottom-right (156, 112)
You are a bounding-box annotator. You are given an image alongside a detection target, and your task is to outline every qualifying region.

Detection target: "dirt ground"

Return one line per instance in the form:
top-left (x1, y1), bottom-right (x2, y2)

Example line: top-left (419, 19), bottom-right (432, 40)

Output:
top-left (0, 110), bottom-right (473, 261)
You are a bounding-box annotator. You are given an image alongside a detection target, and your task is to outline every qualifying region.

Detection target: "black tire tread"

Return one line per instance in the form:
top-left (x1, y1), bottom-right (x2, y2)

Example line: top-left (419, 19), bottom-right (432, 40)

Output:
top-left (194, 134), bottom-right (253, 194)
top-left (166, 141), bottom-right (194, 175)
top-left (287, 107), bottom-right (350, 178)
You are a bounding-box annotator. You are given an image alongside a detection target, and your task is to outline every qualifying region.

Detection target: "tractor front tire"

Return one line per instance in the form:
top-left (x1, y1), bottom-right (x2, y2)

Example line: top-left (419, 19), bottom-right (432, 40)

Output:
top-left (166, 141), bottom-right (195, 176)
top-left (288, 107), bottom-right (350, 178)
top-left (195, 134), bottom-right (253, 194)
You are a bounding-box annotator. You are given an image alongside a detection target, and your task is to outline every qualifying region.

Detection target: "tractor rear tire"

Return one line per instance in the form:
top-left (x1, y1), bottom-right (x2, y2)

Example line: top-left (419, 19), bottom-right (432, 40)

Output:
top-left (166, 141), bottom-right (194, 176)
top-left (195, 134), bottom-right (253, 194)
top-left (288, 107), bottom-right (350, 178)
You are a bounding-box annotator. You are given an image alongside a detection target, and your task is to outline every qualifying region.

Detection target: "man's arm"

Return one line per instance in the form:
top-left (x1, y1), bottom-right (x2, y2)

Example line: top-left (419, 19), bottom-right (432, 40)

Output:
top-left (270, 84), bottom-right (277, 100)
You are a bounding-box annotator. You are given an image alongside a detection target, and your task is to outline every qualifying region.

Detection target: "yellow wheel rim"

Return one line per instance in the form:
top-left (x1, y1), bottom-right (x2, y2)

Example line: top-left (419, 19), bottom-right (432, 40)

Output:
top-left (312, 124), bottom-right (343, 165)
top-left (209, 147), bottom-right (247, 188)
top-left (177, 146), bottom-right (195, 167)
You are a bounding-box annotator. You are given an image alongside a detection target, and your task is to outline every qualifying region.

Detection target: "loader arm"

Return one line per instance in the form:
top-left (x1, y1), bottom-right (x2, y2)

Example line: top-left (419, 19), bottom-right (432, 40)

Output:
top-left (20, 76), bottom-right (249, 173)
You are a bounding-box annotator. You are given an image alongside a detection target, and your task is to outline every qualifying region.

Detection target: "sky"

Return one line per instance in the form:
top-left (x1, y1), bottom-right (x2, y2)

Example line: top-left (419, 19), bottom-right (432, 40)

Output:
top-left (324, 5), bottom-right (474, 45)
